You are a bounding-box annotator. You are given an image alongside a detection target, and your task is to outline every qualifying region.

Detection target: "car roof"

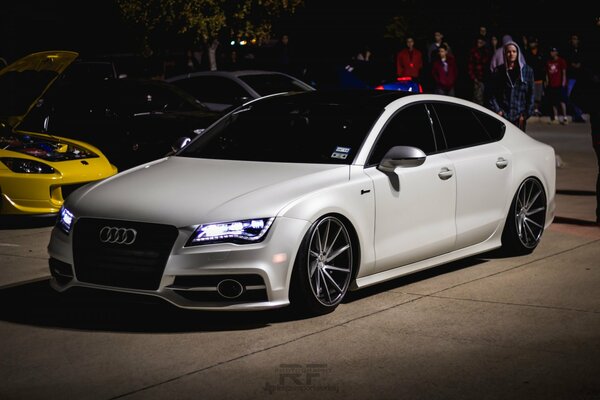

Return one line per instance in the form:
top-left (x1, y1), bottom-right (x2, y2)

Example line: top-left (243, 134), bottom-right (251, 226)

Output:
top-left (252, 89), bottom-right (415, 109)
top-left (167, 69), bottom-right (300, 81)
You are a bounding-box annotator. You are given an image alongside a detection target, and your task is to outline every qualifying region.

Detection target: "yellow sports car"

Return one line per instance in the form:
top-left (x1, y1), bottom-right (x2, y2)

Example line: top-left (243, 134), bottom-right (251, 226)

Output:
top-left (0, 51), bottom-right (117, 216)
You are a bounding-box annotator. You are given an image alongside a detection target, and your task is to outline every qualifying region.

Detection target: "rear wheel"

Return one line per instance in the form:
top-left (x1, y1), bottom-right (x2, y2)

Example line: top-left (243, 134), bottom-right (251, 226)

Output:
top-left (501, 177), bottom-right (547, 255)
top-left (290, 215), bottom-right (354, 315)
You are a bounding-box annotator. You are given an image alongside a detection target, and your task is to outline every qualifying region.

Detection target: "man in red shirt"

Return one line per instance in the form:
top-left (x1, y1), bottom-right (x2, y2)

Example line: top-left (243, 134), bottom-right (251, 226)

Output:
top-left (545, 47), bottom-right (568, 124)
top-left (396, 37), bottom-right (423, 81)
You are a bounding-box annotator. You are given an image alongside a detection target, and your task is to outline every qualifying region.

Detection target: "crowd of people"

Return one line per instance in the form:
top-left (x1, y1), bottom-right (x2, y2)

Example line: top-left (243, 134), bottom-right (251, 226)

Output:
top-left (351, 26), bottom-right (596, 131)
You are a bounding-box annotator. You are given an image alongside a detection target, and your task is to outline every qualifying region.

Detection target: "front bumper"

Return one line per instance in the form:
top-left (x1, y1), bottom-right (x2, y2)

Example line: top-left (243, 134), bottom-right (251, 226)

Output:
top-left (0, 159), bottom-right (116, 215)
top-left (47, 216), bottom-right (310, 310)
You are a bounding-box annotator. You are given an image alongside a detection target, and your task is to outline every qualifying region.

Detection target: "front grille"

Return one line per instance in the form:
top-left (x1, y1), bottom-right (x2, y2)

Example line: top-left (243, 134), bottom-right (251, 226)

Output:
top-left (73, 218), bottom-right (178, 290)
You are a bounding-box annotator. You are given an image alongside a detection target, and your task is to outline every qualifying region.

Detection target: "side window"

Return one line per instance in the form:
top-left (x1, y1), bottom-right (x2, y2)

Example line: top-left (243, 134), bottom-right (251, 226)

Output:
top-left (431, 103), bottom-right (492, 150)
top-left (368, 104), bottom-right (436, 165)
top-left (472, 110), bottom-right (506, 141)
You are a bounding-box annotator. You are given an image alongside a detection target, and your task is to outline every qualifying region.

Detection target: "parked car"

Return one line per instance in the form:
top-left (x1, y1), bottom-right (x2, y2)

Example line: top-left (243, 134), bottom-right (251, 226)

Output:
top-left (374, 76), bottom-right (422, 93)
top-left (20, 76), bottom-right (223, 171)
top-left (166, 70), bottom-right (315, 112)
top-left (0, 51), bottom-right (117, 216)
top-left (48, 90), bottom-right (555, 315)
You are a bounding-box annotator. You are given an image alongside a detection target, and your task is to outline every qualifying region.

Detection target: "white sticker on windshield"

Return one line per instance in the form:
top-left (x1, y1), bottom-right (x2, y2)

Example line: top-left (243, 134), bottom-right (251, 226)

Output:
top-left (335, 146), bottom-right (351, 153)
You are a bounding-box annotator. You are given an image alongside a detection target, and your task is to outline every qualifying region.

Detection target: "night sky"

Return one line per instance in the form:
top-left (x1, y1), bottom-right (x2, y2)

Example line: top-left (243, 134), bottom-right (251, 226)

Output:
top-left (1, 1), bottom-right (597, 65)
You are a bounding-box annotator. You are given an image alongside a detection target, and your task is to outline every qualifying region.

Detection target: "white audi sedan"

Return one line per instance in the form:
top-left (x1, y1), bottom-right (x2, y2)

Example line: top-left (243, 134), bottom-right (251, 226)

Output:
top-left (48, 91), bottom-right (555, 315)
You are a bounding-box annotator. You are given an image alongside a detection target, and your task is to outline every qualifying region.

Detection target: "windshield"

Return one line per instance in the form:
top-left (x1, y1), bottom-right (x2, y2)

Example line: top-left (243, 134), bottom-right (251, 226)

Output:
top-left (238, 74), bottom-right (313, 96)
top-left (178, 95), bottom-right (383, 164)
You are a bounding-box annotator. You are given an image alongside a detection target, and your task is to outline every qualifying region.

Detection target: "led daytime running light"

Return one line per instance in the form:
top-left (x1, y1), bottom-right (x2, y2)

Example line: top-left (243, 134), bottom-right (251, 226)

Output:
top-left (189, 217), bottom-right (274, 245)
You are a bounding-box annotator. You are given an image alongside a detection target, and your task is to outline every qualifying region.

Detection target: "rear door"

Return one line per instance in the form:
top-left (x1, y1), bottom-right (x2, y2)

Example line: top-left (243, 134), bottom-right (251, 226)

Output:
top-left (430, 102), bottom-right (511, 249)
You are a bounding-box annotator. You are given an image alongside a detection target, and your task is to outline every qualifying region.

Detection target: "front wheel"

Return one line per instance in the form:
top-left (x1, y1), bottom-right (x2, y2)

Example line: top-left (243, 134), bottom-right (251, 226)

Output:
top-left (290, 215), bottom-right (354, 316)
top-left (501, 177), bottom-right (547, 255)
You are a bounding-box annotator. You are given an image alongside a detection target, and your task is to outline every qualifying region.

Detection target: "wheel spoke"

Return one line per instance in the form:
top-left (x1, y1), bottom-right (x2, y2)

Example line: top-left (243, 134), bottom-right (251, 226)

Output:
top-left (324, 265), bottom-right (350, 273)
top-left (525, 181), bottom-right (533, 208)
top-left (325, 244), bottom-right (350, 263)
top-left (316, 228), bottom-right (324, 254)
top-left (526, 206), bottom-right (545, 216)
top-left (322, 269), bottom-right (343, 293)
top-left (309, 260), bottom-right (318, 278)
top-left (524, 221), bottom-right (536, 243)
top-left (325, 226), bottom-right (343, 255)
top-left (525, 217), bottom-right (543, 229)
top-left (320, 269), bottom-right (332, 303)
top-left (526, 190), bottom-right (542, 210)
top-left (314, 266), bottom-right (321, 296)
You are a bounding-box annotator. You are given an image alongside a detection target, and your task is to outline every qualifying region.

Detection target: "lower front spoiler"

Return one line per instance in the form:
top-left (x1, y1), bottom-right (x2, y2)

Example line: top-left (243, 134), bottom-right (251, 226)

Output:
top-left (49, 277), bottom-right (291, 311)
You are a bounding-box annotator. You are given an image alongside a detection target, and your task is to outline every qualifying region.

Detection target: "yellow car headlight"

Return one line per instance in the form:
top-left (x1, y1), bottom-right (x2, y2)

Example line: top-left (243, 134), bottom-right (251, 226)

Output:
top-left (0, 157), bottom-right (55, 174)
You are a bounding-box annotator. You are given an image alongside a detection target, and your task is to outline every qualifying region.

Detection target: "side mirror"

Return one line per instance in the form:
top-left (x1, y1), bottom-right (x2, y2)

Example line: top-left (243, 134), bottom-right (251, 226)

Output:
top-left (171, 136), bottom-right (191, 153)
top-left (377, 146), bottom-right (426, 173)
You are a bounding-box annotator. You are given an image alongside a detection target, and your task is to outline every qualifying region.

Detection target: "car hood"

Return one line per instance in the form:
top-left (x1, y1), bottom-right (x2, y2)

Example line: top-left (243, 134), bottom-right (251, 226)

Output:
top-left (68, 156), bottom-right (350, 227)
top-left (0, 51), bottom-right (78, 128)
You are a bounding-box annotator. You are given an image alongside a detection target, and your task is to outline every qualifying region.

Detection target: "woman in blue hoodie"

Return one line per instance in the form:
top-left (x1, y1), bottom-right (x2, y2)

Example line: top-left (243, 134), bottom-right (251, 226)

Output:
top-left (488, 41), bottom-right (535, 131)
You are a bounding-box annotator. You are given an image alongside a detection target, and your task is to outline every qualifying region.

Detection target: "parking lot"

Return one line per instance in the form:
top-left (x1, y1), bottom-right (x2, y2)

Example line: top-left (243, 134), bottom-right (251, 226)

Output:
top-left (1, 118), bottom-right (599, 400)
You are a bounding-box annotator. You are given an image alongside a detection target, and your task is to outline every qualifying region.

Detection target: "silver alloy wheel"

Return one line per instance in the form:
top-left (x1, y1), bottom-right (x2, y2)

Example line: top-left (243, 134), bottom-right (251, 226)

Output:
top-left (515, 178), bottom-right (546, 249)
top-left (306, 216), bottom-right (353, 307)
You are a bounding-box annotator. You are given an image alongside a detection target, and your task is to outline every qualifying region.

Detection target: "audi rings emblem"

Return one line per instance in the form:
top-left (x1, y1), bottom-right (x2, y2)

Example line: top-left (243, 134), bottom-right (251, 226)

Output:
top-left (99, 226), bottom-right (138, 245)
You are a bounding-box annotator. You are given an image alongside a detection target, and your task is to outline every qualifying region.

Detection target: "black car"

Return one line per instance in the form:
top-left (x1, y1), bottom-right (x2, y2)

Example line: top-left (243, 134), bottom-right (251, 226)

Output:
top-left (19, 78), bottom-right (223, 171)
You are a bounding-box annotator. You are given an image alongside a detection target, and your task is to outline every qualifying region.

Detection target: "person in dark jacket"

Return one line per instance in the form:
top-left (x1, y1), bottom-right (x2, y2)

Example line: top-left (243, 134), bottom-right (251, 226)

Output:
top-left (488, 41), bottom-right (535, 131)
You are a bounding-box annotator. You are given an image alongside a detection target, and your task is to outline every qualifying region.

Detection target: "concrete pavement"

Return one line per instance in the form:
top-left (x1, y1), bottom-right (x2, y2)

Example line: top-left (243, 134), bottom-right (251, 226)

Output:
top-left (0, 117), bottom-right (599, 400)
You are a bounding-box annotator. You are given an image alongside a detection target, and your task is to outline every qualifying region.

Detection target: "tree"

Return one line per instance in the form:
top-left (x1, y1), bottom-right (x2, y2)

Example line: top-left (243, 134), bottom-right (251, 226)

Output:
top-left (117, 0), bottom-right (304, 54)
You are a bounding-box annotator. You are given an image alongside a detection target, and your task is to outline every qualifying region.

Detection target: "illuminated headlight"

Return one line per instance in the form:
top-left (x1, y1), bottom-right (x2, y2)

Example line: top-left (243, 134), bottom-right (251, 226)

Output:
top-left (187, 217), bottom-right (274, 246)
top-left (0, 158), bottom-right (55, 174)
top-left (57, 206), bottom-right (74, 234)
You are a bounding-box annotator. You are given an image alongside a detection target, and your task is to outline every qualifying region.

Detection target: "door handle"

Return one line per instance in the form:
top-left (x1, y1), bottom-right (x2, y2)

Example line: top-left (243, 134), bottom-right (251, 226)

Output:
top-left (496, 157), bottom-right (509, 169)
top-left (438, 167), bottom-right (453, 180)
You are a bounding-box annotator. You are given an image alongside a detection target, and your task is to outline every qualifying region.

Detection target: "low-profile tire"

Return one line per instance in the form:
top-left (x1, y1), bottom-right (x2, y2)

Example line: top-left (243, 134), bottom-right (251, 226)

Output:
top-left (290, 215), bottom-right (354, 316)
top-left (501, 177), bottom-right (547, 255)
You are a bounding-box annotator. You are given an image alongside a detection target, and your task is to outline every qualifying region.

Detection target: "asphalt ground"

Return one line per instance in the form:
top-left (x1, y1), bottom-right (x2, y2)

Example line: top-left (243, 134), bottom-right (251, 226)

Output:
top-left (0, 116), bottom-right (599, 400)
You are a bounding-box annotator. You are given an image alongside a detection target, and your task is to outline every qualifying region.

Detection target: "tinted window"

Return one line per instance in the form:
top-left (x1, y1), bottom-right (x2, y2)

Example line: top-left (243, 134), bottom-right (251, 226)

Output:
top-left (179, 96), bottom-right (384, 164)
top-left (172, 76), bottom-right (250, 104)
top-left (368, 104), bottom-right (436, 165)
top-left (472, 110), bottom-right (506, 141)
top-left (238, 74), bottom-right (313, 96)
top-left (431, 103), bottom-right (492, 150)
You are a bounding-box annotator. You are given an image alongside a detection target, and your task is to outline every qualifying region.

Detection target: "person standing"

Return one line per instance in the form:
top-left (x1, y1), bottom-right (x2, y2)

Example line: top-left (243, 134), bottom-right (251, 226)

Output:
top-left (525, 37), bottom-right (546, 117)
top-left (545, 47), bottom-right (569, 124)
top-left (427, 31), bottom-right (446, 64)
top-left (396, 36), bottom-right (423, 81)
top-left (431, 44), bottom-right (457, 96)
top-left (564, 34), bottom-right (586, 122)
top-left (467, 35), bottom-right (491, 105)
top-left (487, 41), bottom-right (535, 131)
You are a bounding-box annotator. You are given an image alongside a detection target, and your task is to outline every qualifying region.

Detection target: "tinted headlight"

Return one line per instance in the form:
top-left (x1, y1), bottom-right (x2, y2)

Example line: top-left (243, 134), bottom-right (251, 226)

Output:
top-left (0, 158), bottom-right (55, 173)
top-left (187, 217), bottom-right (274, 246)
